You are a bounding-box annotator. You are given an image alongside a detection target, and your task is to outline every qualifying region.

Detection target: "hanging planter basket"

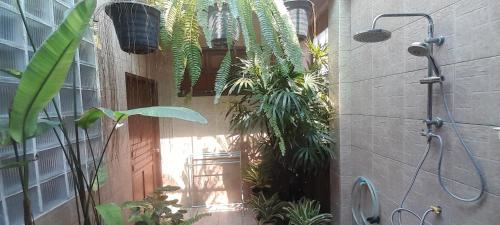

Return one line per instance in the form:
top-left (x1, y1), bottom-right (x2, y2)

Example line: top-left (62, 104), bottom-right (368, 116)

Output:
top-left (208, 4), bottom-right (238, 47)
top-left (285, 0), bottom-right (313, 41)
top-left (105, 2), bottom-right (161, 54)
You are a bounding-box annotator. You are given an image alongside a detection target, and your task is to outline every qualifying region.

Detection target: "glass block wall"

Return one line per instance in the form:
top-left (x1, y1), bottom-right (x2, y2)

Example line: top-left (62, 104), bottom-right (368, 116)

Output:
top-left (0, 0), bottom-right (101, 224)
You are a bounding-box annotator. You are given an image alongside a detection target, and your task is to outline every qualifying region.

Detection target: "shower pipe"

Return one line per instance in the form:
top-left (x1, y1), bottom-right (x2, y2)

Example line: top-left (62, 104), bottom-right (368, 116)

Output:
top-left (352, 13), bottom-right (486, 225)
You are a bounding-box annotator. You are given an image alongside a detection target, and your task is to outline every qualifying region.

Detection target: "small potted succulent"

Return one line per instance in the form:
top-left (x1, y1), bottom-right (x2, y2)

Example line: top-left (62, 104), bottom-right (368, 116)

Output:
top-left (105, 1), bottom-right (161, 54)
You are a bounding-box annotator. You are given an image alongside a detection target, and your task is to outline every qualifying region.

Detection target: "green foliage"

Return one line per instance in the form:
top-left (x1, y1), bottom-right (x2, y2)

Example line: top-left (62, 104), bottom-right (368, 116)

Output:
top-left (157, 0), bottom-right (303, 99)
top-left (247, 193), bottom-right (287, 225)
top-left (96, 203), bottom-right (124, 225)
top-left (8, 0), bottom-right (96, 142)
top-left (214, 51), bottom-right (232, 103)
top-left (242, 163), bottom-right (271, 190)
top-left (0, 119), bottom-right (60, 147)
top-left (226, 42), bottom-right (334, 173)
top-left (97, 186), bottom-right (210, 225)
top-left (76, 106), bottom-right (208, 129)
top-left (183, 0), bottom-right (202, 88)
top-left (284, 199), bottom-right (333, 225)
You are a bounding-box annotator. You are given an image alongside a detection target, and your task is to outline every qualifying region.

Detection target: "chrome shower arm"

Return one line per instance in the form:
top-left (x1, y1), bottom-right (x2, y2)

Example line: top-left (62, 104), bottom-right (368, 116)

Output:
top-left (371, 13), bottom-right (434, 37)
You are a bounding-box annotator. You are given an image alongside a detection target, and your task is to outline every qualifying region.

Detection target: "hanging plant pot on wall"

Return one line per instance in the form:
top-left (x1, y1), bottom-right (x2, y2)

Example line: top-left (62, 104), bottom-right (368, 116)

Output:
top-left (285, 0), bottom-right (313, 41)
top-left (105, 2), bottom-right (161, 54)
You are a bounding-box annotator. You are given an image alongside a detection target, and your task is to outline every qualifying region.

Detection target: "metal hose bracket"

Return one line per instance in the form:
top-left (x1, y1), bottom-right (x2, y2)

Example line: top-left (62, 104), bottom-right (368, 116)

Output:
top-left (352, 176), bottom-right (380, 225)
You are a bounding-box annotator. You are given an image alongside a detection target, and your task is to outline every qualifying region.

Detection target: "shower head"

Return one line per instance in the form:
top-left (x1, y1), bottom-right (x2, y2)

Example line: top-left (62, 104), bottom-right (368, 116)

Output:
top-left (353, 29), bottom-right (392, 43)
top-left (408, 42), bottom-right (441, 75)
top-left (408, 42), bottom-right (430, 56)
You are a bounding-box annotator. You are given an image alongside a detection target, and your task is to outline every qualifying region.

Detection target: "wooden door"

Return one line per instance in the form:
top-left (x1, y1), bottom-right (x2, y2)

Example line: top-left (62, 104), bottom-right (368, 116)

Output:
top-left (126, 73), bottom-right (161, 200)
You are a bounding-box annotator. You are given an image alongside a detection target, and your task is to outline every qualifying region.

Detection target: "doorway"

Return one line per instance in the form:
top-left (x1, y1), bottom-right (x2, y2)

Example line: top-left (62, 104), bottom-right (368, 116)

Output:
top-left (126, 73), bottom-right (161, 200)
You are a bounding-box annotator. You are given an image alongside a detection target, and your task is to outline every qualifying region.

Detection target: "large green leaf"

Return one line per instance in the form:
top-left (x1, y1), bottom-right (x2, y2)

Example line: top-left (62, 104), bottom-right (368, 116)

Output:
top-left (9, 0), bottom-right (96, 142)
top-left (76, 106), bottom-right (208, 129)
top-left (96, 203), bottom-right (124, 225)
top-left (0, 119), bottom-right (60, 147)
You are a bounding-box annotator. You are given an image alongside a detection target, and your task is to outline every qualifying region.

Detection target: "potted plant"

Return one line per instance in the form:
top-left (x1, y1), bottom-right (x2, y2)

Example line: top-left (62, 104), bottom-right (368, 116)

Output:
top-left (284, 198), bottom-right (333, 225)
top-left (284, 0), bottom-right (313, 41)
top-left (243, 163), bottom-right (272, 195)
top-left (105, 1), bottom-right (161, 54)
top-left (248, 193), bottom-right (287, 225)
top-left (207, 3), bottom-right (239, 47)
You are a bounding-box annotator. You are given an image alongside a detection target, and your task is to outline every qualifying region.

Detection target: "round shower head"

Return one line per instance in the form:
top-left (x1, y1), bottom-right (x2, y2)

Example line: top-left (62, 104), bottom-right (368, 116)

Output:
top-left (353, 29), bottom-right (392, 43)
top-left (408, 42), bottom-right (430, 56)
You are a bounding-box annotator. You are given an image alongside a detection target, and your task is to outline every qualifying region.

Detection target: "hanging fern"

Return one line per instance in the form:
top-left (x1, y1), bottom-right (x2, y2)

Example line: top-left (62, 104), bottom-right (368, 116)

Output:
top-left (184, 0), bottom-right (202, 88)
top-left (213, 51), bottom-right (231, 104)
top-left (196, 0), bottom-right (213, 48)
top-left (269, 114), bottom-right (286, 156)
top-left (157, 0), bottom-right (305, 97)
top-left (254, 0), bottom-right (286, 64)
top-left (160, 0), bottom-right (183, 49)
top-left (269, 0), bottom-right (304, 72)
top-left (235, 0), bottom-right (261, 58)
top-left (172, 16), bottom-right (186, 90)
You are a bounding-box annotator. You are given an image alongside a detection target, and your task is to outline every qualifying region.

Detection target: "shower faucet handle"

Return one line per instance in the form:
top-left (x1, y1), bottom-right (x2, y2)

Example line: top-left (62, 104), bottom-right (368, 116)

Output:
top-left (420, 76), bottom-right (444, 84)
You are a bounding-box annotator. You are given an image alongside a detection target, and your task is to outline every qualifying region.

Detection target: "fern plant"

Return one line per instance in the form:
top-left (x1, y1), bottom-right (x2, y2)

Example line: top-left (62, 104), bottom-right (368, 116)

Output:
top-left (151, 0), bottom-right (303, 102)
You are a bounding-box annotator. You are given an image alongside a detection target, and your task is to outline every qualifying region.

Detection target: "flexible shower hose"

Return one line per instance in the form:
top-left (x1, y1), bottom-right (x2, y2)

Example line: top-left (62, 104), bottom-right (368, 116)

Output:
top-left (352, 176), bottom-right (380, 225)
top-left (390, 82), bottom-right (486, 225)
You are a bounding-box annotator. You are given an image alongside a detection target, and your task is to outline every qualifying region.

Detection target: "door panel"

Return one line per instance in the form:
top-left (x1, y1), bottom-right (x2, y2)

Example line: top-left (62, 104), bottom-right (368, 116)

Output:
top-left (126, 73), bottom-right (161, 200)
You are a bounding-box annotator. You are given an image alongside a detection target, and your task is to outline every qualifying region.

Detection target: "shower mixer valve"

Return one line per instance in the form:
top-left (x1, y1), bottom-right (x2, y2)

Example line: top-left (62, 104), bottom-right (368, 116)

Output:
top-left (424, 117), bottom-right (444, 128)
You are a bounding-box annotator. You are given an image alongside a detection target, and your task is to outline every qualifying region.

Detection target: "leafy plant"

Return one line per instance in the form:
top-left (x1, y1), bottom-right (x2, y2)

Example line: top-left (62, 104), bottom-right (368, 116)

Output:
top-left (284, 198), bottom-right (333, 225)
top-left (0, 1), bottom-right (97, 224)
top-left (243, 163), bottom-right (272, 192)
top-left (151, 0), bottom-right (303, 101)
top-left (247, 193), bottom-right (287, 225)
top-left (96, 186), bottom-right (210, 225)
top-left (226, 40), bottom-right (334, 173)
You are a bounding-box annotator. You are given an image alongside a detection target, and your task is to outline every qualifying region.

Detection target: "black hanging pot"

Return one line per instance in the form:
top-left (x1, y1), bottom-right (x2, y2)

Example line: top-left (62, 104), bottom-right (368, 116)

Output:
top-left (284, 0), bottom-right (312, 41)
top-left (105, 2), bottom-right (161, 54)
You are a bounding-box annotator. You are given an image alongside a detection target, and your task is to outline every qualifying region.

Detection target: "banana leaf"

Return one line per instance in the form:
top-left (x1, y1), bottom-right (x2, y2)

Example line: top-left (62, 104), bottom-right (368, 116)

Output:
top-left (9, 0), bottom-right (96, 142)
top-left (76, 106), bottom-right (208, 129)
top-left (1, 119), bottom-right (60, 147)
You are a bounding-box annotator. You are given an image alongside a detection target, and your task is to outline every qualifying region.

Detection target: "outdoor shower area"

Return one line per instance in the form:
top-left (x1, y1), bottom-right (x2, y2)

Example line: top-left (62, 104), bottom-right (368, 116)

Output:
top-left (329, 0), bottom-right (500, 224)
top-left (0, 0), bottom-right (500, 224)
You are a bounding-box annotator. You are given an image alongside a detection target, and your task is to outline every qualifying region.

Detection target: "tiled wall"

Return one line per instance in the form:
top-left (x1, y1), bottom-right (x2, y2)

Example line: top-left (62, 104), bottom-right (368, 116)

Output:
top-left (330, 0), bottom-right (500, 224)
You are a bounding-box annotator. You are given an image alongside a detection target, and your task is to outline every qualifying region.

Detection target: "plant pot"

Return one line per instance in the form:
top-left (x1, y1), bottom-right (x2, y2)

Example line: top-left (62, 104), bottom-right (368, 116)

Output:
top-left (208, 4), bottom-right (238, 47)
top-left (105, 2), bottom-right (161, 54)
top-left (284, 0), bottom-right (312, 41)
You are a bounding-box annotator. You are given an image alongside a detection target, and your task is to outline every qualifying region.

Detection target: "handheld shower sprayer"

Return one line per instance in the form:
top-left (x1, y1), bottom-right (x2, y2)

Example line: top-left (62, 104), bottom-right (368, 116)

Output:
top-left (352, 13), bottom-right (486, 225)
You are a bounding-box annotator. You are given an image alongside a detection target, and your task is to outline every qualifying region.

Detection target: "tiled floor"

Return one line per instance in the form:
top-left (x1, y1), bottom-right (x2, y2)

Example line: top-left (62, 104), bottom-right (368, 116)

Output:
top-left (187, 207), bottom-right (256, 225)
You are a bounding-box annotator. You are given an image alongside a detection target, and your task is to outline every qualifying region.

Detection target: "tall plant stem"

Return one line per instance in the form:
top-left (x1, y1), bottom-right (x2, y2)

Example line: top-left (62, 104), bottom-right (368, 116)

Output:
top-left (15, 0), bottom-right (93, 223)
top-left (14, 1), bottom-right (35, 224)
